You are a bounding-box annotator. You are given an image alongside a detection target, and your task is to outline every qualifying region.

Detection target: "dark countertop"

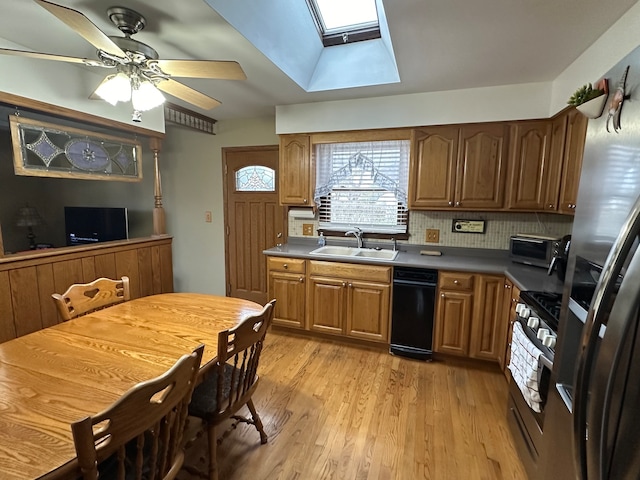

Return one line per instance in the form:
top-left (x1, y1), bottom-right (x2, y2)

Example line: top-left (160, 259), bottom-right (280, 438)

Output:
top-left (263, 239), bottom-right (564, 294)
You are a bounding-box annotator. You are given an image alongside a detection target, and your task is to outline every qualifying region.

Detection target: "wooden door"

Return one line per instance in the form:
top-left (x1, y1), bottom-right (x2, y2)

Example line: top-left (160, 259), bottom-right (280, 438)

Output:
top-left (345, 280), bottom-right (390, 343)
top-left (456, 124), bottom-right (507, 209)
top-left (469, 274), bottom-right (505, 361)
top-left (224, 146), bottom-right (286, 304)
top-left (308, 276), bottom-right (346, 335)
top-left (545, 115), bottom-right (568, 212)
top-left (505, 121), bottom-right (552, 210)
top-left (558, 109), bottom-right (588, 214)
top-left (434, 290), bottom-right (473, 356)
top-left (279, 134), bottom-right (311, 205)
top-left (409, 126), bottom-right (458, 209)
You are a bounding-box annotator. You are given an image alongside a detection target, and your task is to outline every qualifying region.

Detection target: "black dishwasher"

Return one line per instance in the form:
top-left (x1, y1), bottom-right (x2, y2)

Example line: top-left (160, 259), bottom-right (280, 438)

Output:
top-left (390, 267), bottom-right (438, 360)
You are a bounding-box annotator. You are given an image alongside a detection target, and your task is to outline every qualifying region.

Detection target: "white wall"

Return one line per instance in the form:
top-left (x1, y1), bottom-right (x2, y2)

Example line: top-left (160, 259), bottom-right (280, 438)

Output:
top-left (161, 117), bottom-right (278, 294)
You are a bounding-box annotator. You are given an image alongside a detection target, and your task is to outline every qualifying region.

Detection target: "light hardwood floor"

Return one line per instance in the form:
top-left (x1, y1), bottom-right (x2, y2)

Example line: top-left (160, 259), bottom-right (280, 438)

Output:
top-left (181, 331), bottom-right (527, 480)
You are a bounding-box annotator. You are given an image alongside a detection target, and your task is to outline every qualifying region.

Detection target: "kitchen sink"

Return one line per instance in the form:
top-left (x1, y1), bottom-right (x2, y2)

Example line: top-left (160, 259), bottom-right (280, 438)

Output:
top-left (309, 245), bottom-right (398, 261)
top-left (354, 249), bottom-right (398, 260)
top-left (309, 245), bottom-right (358, 256)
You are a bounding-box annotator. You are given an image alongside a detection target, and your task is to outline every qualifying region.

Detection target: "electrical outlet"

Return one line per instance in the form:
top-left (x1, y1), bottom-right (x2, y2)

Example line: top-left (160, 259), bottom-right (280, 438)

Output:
top-left (205, 211), bottom-right (212, 223)
top-left (426, 228), bottom-right (440, 243)
top-left (302, 223), bottom-right (314, 236)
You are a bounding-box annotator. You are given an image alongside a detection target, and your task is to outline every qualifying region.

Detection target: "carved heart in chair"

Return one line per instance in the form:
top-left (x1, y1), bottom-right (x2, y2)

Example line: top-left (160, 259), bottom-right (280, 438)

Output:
top-left (83, 288), bottom-right (100, 299)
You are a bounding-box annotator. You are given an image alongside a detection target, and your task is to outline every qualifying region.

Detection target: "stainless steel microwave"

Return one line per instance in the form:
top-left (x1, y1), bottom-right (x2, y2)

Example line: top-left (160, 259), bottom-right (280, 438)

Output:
top-left (509, 234), bottom-right (560, 268)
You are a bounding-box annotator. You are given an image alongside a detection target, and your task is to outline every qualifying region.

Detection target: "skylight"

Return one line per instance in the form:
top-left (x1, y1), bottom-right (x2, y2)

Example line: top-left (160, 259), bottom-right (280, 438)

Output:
top-left (307, 0), bottom-right (381, 46)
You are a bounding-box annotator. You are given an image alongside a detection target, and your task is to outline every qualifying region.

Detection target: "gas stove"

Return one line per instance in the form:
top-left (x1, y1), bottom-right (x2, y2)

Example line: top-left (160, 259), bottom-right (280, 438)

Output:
top-left (516, 290), bottom-right (563, 359)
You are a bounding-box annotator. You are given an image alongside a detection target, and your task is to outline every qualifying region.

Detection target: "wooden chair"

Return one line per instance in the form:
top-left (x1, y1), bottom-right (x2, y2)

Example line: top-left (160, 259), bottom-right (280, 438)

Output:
top-left (52, 276), bottom-right (131, 321)
top-left (70, 345), bottom-right (204, 480)
top-left (186, 300), bottom-right (276, 480)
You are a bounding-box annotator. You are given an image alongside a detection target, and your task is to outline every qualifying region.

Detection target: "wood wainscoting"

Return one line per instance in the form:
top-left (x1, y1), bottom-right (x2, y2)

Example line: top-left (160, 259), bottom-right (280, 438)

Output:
top-left (0, 236), bottom-right (173, 342)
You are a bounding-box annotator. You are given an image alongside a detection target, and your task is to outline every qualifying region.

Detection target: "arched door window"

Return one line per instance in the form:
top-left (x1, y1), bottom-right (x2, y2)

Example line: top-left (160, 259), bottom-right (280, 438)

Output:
top-left (235, 165), bottom-right (275, 192)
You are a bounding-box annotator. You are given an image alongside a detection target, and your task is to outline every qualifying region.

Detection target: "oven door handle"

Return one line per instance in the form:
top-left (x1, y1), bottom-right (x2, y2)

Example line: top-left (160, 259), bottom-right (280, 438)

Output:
top-left (539, 354), bottom-right (553, 371)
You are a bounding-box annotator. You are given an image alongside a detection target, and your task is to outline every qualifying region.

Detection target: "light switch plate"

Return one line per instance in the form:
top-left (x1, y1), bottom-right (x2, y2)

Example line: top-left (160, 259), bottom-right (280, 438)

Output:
top-left (452, 219), bottom-right (486, 233)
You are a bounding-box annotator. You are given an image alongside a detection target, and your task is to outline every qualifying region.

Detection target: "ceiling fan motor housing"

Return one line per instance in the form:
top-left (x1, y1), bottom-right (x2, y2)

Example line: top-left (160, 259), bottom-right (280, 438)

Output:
top-left (107, 7), bottom-right (146, 36)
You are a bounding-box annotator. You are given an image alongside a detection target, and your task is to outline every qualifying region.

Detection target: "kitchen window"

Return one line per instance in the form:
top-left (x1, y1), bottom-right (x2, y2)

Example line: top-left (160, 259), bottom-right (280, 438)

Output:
top-left (314, 140), bottom-right (409, 235)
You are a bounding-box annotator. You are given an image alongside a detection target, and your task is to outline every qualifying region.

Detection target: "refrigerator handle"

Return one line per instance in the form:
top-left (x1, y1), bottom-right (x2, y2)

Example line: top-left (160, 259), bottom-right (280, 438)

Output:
top-left (573, 193), bottom-right (640, 479)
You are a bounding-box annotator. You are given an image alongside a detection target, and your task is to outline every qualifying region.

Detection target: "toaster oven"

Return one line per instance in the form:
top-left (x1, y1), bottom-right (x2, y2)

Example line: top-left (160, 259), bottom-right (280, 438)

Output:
top-left (509, 234), bottom-right (560, 269)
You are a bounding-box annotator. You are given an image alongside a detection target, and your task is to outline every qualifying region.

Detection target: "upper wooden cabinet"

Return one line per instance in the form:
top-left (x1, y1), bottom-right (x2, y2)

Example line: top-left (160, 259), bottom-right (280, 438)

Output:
top-left (409, 123), bottom-right (508, 210)
top-left (279, 134), bottom-right (312, 206)
top-left (505, 120), bottom-right (555, 211)
top-left (557, 109), bottom-right (588, 214)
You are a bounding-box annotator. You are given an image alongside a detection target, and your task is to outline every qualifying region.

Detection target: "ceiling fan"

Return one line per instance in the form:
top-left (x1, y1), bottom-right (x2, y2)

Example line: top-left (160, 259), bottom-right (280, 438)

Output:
top-left (0, 0), bottom-right (246, 121)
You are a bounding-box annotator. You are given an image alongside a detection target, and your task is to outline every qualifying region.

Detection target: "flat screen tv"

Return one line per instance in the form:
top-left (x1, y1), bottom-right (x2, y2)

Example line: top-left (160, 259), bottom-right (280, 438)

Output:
top-left (64, 206), bottom-right (129, 246)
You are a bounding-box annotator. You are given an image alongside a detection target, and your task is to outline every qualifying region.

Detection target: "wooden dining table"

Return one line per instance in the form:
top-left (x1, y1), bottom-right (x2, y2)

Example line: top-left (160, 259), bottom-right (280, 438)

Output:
top-left (0, 292), bottom-right (263, 480)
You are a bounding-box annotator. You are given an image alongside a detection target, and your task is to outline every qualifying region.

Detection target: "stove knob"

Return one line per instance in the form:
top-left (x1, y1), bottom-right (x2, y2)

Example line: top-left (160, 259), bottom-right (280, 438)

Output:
top-left (543, 334), bottom-right (557, 348)
top-left (537, 328), bottom-right (550, 340)
top-left (516, 303), bottom-right (525, 315)
top-left (520, 307), bottom-right (531, 319)
top-left (527, 316), bottom-right (540, 329)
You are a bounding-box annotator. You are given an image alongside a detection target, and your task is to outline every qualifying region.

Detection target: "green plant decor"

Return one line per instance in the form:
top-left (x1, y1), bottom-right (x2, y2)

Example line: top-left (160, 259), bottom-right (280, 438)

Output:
top-left (568, 83), bottom-right (605, 106)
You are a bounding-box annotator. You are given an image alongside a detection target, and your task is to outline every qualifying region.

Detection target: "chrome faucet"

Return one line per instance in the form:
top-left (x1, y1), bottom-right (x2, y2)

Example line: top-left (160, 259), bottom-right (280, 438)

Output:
top-left (345, 227), bottom-right (364, 248)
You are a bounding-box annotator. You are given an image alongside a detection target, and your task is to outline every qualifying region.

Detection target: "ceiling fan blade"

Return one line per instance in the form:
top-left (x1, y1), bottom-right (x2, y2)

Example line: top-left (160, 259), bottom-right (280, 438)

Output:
top-left (35, 0), bottom-right (126, 58)
top-left (0, 47), bottom-right (107, 66)
top-left (157, 79), bottom-right (221, 110)
top-left (154, 60), bottom-right (247, 80)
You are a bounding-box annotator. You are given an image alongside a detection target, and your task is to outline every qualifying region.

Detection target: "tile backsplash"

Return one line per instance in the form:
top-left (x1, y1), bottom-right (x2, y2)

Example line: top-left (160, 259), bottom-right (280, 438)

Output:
top-left (288, 210), bottom-right (573, 250)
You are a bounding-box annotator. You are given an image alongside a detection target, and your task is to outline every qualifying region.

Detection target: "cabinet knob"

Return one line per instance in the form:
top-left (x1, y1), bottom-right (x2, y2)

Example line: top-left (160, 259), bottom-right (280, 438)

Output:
top-left (348, 283), bottom-right (353, 288)
top-left (283, 264), bottom-right (288, 269)
top-left (455, 201), bottom-right (460, 207)
top-left (448, 201), bottom-right (453, 206)
top-left (303, 198), bottom-right (308, 204)
top-left (548, 204), bottom-right (554, 208)
top-left (342, 282), bottom-right (346, 288)
top-left (453, 280), bottom-right (460, 285)
top-left (441, 293), bottom-right (445, 298)
top-left (299, 277), bottom-right (304, 283)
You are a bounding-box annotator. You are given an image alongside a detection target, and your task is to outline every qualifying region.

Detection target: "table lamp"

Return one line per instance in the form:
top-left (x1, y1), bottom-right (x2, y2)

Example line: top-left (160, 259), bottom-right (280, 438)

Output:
top-left (15, 205), bottom-right (42, 250)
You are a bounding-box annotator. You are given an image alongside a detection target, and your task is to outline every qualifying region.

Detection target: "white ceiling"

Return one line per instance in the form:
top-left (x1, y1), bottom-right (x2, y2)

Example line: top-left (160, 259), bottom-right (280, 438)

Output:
top-left (0, 0), bottom-right (637, 121)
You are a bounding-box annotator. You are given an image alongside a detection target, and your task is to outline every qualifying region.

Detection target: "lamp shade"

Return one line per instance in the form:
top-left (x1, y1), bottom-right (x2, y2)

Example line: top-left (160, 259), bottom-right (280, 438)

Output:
top-left (15, 205), bottom-right (42, 227)
top-left (95, 73), bottom-right (132, 106)
top-left (131, 80), bottom-right (166, 112)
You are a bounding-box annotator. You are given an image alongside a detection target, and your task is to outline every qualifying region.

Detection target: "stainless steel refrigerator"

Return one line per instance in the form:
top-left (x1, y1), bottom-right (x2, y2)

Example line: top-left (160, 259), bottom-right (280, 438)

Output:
top-left (541, 45), bottom-right (640, 479)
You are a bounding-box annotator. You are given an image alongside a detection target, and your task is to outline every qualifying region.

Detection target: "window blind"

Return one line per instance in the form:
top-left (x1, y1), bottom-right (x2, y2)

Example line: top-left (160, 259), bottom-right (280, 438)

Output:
top-left (314, 140), bottom-right (410, 233)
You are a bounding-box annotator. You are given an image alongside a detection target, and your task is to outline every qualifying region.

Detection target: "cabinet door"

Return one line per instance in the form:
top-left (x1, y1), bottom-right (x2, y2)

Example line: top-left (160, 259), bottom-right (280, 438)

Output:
top-left (544, 115), bottom-right (568, 211)
top-left (502, 280), bottom-right (521, 378)
top-left (558, 110), bottom-right (588, 214)
top-left (456, 124), bottom-right (507, 209)
top-left (268, 271), bottom-right (306, 329)
top-left (308, 276), bottom-right (345, 335)
top-left (506, 121), bottom-right (553, 210)
top-left (470, 274), bottom-right (505, 362)
top-left (345, 280), bottom-right (390, 343)
top-left (408, 126), bottom-right (458, 209)
top-left (434, 290), bottom-right (473, 356)
top-left (279, 134), bottom-right (311, 206)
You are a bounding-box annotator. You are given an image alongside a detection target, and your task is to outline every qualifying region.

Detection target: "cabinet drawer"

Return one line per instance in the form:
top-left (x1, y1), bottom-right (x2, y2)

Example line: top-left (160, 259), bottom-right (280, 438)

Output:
top-left (309, 260), bottom-right (391, 283)
top-left (267, 257), bottom-right (306, 274)
top-left (439, 271), bottom-right (474, 291)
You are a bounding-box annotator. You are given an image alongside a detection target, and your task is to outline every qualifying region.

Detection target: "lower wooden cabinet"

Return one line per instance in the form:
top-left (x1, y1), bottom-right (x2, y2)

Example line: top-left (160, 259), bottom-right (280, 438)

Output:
top-left (267, 257), bottom-right (306, 329)
top-left (309, 261), bottom-right (391, 343)
top-left (502, 278), bottom-right (521, 378)
top-left (267, 257), bottom-right (391, 343)
top-left (435, 271), bottom-right (507, 363)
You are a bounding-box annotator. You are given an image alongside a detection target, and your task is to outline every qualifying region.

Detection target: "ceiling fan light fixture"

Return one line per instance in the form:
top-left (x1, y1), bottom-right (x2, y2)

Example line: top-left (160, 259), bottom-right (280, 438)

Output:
top-left (95, 72), bottom-right (131, 105)
top-left (131, 80), bottom-right (166, 112)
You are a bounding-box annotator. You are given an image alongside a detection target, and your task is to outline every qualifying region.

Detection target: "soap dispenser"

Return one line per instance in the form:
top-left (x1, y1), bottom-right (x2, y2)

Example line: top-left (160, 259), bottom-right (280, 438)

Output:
top-left (318, 232), bottom-right (326, 246)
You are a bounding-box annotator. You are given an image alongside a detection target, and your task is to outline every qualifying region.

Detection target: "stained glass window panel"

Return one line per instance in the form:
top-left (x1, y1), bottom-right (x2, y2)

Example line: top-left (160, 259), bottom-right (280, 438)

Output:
top-left (235, 166), bottom-right (275, 192)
